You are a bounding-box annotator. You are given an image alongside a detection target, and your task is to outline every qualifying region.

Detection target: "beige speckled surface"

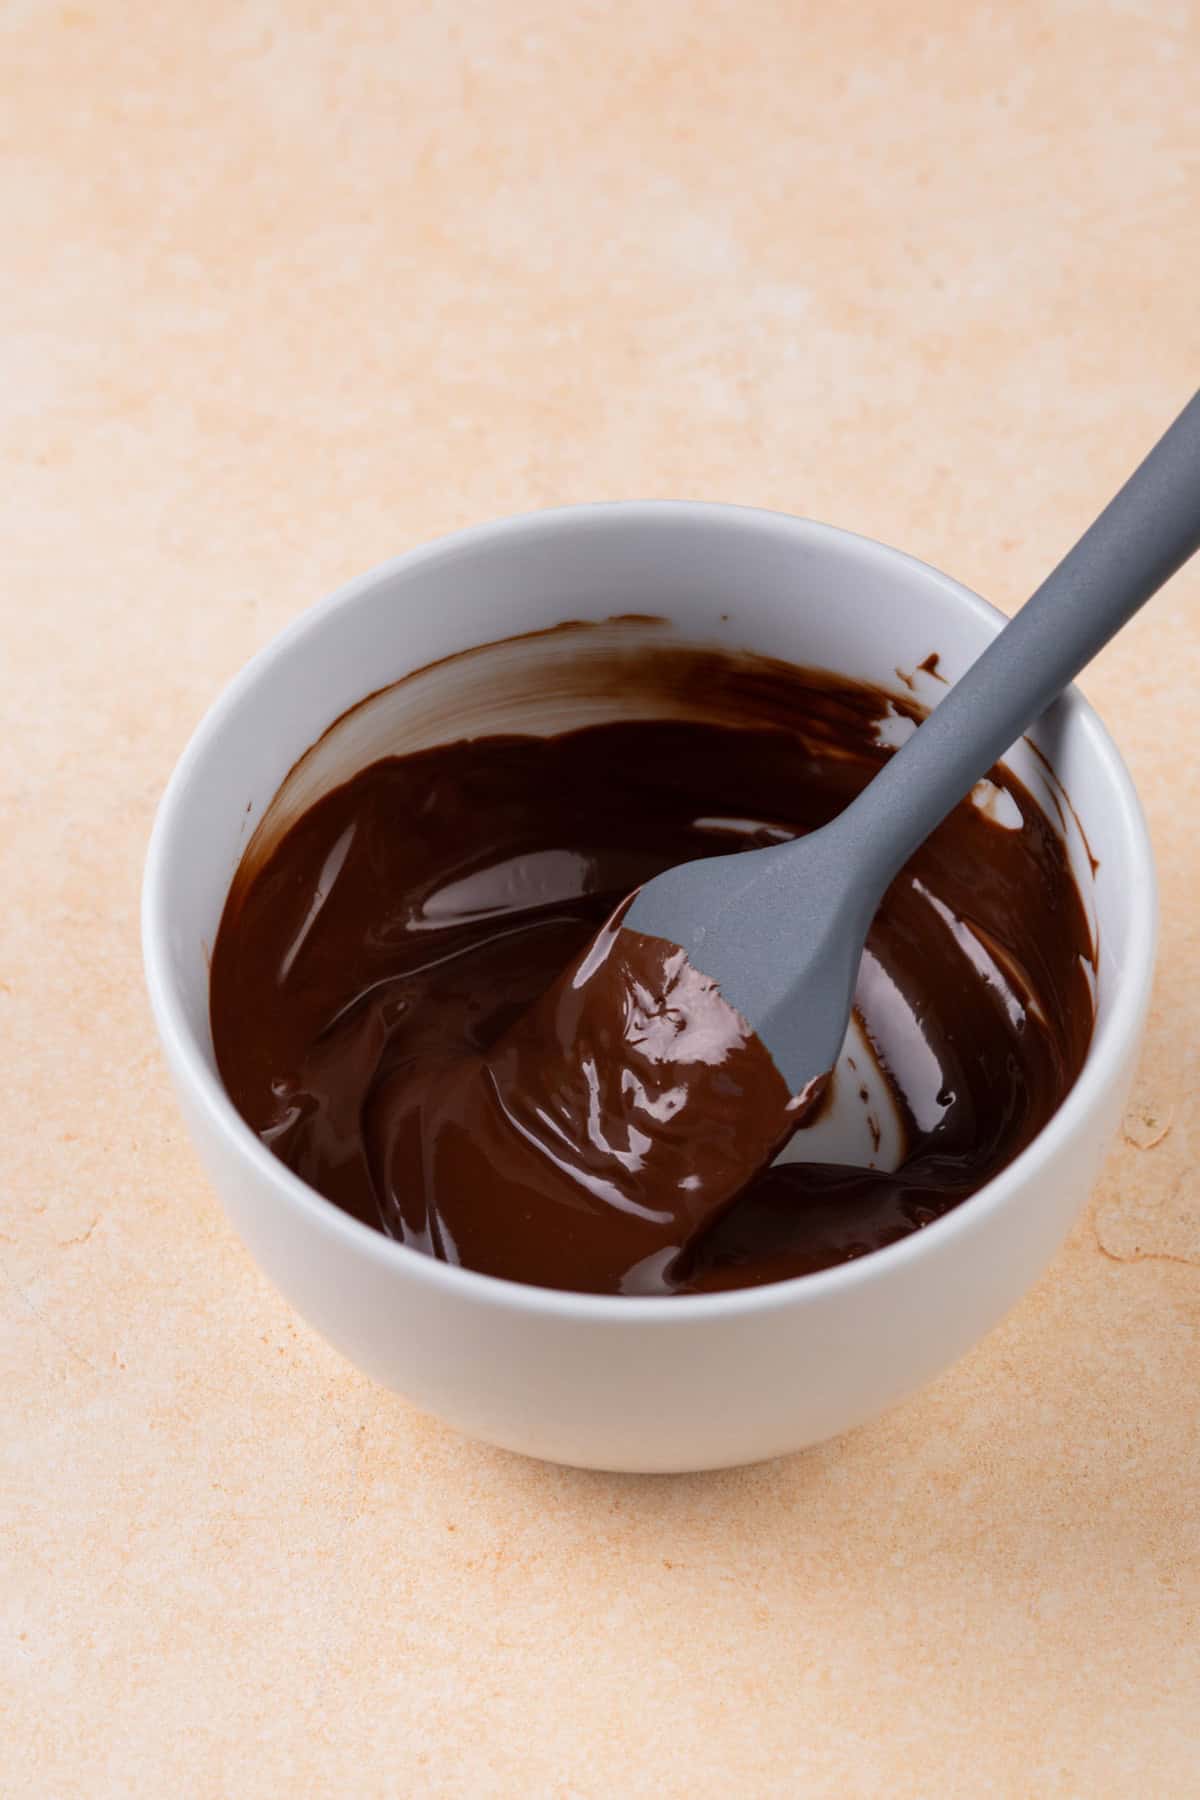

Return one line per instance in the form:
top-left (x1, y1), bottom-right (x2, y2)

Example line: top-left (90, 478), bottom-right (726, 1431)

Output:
top-left (3, 2), bottom-right (1199, 1793)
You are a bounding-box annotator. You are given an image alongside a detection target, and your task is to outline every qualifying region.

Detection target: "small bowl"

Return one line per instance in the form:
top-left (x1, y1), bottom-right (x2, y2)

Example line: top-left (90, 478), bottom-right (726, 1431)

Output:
top-left (142, 505), bottom-right (1156, 1472)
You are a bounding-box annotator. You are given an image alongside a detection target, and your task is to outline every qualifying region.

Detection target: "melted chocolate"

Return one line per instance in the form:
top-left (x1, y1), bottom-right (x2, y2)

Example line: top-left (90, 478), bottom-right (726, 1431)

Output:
top-left (210, 645), bottom-right (1096, 1296)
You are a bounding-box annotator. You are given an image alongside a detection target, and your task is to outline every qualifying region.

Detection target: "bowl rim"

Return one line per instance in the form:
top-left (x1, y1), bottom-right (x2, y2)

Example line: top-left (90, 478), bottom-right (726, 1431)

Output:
top-left (142, 500), bottom-right (1158, 1323)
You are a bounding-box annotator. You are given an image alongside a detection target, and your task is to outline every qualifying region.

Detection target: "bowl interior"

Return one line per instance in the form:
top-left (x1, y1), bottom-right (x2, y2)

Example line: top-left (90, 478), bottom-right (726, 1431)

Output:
top-left (145, 505), bottom-right (1151, 1216)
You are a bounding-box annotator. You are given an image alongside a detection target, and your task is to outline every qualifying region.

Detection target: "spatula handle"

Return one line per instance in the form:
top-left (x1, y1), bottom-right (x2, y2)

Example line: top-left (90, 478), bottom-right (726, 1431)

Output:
top-left (843, 389), bottom-right (1200, 894)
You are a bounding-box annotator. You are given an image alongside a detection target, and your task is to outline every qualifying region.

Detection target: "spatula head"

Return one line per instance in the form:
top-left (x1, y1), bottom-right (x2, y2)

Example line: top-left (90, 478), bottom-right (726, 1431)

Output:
top-left (622, 822), bottom-right (873, 1095)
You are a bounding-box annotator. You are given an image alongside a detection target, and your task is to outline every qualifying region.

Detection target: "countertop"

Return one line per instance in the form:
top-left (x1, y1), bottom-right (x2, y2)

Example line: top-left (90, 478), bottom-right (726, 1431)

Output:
top-left (3, 2), bottom-right (1198, 1793)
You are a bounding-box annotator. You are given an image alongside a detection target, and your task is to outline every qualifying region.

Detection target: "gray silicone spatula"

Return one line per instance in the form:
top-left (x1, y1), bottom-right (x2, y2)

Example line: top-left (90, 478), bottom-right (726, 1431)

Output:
top-left (625, 390), bottom-right (1200, 1096)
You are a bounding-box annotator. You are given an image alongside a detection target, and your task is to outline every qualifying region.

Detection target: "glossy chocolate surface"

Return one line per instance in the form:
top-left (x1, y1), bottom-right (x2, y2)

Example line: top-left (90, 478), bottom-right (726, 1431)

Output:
top-left (211, 645), bottom-right (1095, 1296)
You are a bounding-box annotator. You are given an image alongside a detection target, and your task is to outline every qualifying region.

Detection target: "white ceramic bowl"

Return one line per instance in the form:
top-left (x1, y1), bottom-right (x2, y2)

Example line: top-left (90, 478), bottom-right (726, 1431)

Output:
top-left (142, 505), bottom-right (1156, 1472)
